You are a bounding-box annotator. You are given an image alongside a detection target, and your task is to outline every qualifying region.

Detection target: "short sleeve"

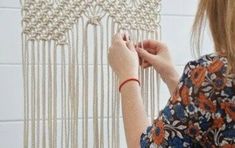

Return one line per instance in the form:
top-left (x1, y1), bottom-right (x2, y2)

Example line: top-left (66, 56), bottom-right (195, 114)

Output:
top-left (140, 61), bottom-right (211, 148)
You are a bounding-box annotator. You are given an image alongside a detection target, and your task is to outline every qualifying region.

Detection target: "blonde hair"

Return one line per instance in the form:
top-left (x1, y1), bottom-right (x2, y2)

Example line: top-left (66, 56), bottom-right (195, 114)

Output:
top-left (192, 0), bottom-right (235, 72)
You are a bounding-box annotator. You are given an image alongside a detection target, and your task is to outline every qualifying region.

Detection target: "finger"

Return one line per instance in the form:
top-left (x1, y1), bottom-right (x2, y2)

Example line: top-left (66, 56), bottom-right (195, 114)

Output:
top-left (135, 47), bottom-right (157, 55)
top-left (142, 63), bottom-right (152, 69)
top-left (141, 60), bottom-right (151, 68)
top-left (143, 60), bottom-right (149, 64)
top-left (136, 47), bottom-right (156, 65)
top-left (137, 40), bottom-right (165, 52)
top-left (137, 40), bottom-right (158, 48)
top-left (112, 33), bottom-right (123, 43)
top-left (126, 41), bottom-right (135, 51)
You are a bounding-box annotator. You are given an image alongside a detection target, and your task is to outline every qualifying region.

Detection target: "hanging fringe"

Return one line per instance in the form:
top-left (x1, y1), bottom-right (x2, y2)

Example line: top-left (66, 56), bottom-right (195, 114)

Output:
top-left (21, 0), bottom-right (161, 148)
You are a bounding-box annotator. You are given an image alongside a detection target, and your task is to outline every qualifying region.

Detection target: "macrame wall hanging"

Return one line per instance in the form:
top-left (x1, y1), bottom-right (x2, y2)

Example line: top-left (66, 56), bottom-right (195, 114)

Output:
top-left (21, 0), bottom-right (161, 147)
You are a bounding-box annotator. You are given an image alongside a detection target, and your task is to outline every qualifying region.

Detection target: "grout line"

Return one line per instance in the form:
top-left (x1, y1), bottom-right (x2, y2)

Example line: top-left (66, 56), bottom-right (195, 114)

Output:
top-left (0, 6), bottom-right (20, 10)
top-left (0, 63), bottom-right (110, 66)
top-left (0, 63), bottom-right (187, 66)
top-left (0, 118), bottom-right (24, 122)
top-left (0, 63), bottom-right (22, 65)
top-left (0, 115), bottom-right (158, 123)
top-left (0, 117), bottom-right (119, 122)
top-left (161, 13), bottom-right (195, 17)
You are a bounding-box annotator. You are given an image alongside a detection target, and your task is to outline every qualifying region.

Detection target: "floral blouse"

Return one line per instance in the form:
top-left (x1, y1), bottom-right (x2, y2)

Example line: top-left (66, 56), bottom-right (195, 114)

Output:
top-left (140, 53), bottom-right (235, 148)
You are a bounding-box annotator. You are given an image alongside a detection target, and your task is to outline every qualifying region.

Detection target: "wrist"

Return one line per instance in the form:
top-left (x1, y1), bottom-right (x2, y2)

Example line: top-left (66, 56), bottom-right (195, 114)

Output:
top-left (165, 75), bottom-right (180, 95)
top-left (119, 78), bottom-right (140, 92)
top-left (165, 75), bottom-right (179, 85)
top-left (119, 74), bottom-right (138, 84)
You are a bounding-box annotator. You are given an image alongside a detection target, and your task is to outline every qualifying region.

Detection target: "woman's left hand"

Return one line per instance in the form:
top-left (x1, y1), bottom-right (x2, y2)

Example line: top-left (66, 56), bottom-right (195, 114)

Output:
top-left (108, 33), bottom-right (139, 83)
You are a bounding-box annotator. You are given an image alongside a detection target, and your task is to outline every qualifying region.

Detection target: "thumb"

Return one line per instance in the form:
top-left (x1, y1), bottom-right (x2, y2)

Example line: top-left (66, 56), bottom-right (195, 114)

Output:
top-left (126, 41), bottom-right (135, 51)
top-left (136, 48), bottom-right (156, 65)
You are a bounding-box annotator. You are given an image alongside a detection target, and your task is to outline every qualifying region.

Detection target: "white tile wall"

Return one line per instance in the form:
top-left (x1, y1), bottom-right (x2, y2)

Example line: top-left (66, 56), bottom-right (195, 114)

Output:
top-left (0, 0), bottom-right (20, 8)
top-left (0, 8), bottom-right (21, 64)
top-left (0, 0), bottom-right (214, 148)
top-left (161, 0), bottom-right (198, 16)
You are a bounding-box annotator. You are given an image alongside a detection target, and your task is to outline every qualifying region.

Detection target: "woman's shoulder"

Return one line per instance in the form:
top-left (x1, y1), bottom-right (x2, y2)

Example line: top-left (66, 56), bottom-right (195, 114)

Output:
top-left (179, 53), bottom-right (232, 91)
top-left (182, 53), bottom-right (228, 77)
top-left (180, 53), bottom-right (235, 98)
top-left (187, 53), bottom-right (227, 68)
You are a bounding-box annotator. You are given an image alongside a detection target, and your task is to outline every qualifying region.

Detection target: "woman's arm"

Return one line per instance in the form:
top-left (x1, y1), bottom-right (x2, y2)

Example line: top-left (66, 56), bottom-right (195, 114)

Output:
top-left (120, 81), bottom-right (149, 148)
top-left (108, 33), bottom-right (150, 147)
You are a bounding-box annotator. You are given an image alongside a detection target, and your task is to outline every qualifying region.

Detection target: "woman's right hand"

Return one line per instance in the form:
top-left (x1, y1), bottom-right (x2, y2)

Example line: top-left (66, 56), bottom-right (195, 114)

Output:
top-left (136, 40), bottom-right (180, 95)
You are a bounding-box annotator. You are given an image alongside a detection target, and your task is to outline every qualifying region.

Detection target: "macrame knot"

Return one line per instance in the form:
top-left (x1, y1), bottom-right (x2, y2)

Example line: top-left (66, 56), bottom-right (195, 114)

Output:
top-left (88, 16), bottom-right (101, 25)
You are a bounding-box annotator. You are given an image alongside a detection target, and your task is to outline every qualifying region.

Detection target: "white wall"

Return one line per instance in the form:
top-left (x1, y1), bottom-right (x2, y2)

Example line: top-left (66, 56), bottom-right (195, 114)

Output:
top-left (0, 0), bottom-right (213, 147)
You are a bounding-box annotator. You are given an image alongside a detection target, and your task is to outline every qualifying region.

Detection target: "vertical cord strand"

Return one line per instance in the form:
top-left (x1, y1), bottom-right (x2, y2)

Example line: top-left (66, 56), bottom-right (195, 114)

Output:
top-left (42, 41), bottom-right (46, 148)
top-left (23, 34), bottom-right (29, 148)
top-left (53, 41), bottom-right (57, 148)
top-left (74, 20), bottom-right (80, 148)
top-left (93, 25), bottom-right (99, 148)
top-left (48, 41), bottom-right (53, 148)
top-left (31, 40), bottom-right (36, 148)
top-left (106, 16), bottom-right (111, 148)
top-left (61, 45), bottom-right (64, 148)
top-left (82, 21), bottom-right (89, 148)
top-left (99, 23), bottom-right (104, 148)
top-left (110, 19), bottom-right (115, 148)
top-left (36, 41), bottom-right (41, 148)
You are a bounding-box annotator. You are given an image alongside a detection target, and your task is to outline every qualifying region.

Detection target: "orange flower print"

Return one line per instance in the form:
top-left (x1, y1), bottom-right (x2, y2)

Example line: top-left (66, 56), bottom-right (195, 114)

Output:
top-left (212, 77), bottom-right (226, 90)
top-left (152, 119), bottom-right (165, 145)
top-left (208, 59), bottom-right (224, 73)
top-left (198, 93), bottom-right (216, 113)
top-left (180, 85), bottom-right (190, 105)
top-left (222, 144), bottom-right (235, 148)
top-left (213, 117), bottom-right (224, 129)
top-left (190, 66), bottom-right (207, 87)
top-left (221, 102), bottom-right (235, 121)
top-left (187, 122), bottom-right (200, 138)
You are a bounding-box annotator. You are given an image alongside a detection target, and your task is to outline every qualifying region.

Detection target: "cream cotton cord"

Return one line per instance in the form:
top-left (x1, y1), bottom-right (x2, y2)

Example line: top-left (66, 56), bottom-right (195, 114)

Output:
top-left (21, 0), bottom-right (161, 147)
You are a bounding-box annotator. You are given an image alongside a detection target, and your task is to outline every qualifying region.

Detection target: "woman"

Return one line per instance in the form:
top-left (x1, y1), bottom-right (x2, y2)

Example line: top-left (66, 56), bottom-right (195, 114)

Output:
top-left (108, 0), bottom-right (235, 147)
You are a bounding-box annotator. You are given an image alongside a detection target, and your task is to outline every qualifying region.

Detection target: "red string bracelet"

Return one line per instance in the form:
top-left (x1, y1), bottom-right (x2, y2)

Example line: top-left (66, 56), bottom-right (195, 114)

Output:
top-left (119, 78), bottom-right (140, 92)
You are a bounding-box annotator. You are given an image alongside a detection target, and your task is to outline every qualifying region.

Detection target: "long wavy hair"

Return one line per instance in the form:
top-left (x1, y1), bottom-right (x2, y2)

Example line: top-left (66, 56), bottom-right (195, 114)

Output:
top-left (192, 0), bottom-right (235, 72)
